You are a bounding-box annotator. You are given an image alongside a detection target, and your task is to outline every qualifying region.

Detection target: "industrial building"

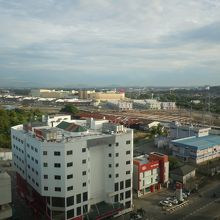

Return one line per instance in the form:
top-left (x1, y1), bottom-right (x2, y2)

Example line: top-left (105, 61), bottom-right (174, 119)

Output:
top-left (133, 99), bottom-right (161, 110)
top-left (133, 152), bottom-right (169, 197)
top-left (169, 122), bottom-right (211, 140)
top-left (160, 102), bottom-right (176, 110)
top-left (89, 92), bottom-right (125, 101)
top-left (171, 135), bottom-right (220, 164)
top-left (30, 89), bottom-right (76, 98)
top-left (11, 117), bottom-right (133, 220)
top-left (107, 101), bottom-right (133, 111)
top-left (0, 169), bottom-right (12, 220)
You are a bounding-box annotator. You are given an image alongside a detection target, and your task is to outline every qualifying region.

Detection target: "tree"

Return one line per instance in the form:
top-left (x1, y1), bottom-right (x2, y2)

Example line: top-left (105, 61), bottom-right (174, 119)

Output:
top-left (168, 156), bottom-right (180, 170)
top-left (60, 104), bottom-right (79, 115)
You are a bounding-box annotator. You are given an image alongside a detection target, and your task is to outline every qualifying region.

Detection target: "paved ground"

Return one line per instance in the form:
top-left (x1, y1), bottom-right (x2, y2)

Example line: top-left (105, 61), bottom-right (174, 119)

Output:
top-left (132, 178), bottom-right (220, 220)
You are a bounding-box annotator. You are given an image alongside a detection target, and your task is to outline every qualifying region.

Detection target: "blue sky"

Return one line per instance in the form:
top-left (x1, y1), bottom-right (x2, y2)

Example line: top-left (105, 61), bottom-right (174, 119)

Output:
top-left (0, 0), bottom-right (220, 87)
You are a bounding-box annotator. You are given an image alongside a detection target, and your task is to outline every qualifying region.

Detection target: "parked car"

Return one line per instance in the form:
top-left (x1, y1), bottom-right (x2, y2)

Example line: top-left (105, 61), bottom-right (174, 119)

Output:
top-left (159, 200), bottom-right (172, 207)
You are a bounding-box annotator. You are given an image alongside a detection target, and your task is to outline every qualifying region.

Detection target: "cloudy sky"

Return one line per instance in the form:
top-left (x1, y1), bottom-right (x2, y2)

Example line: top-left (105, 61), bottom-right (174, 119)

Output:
top-left (0, 0), bottom-right (220, 87)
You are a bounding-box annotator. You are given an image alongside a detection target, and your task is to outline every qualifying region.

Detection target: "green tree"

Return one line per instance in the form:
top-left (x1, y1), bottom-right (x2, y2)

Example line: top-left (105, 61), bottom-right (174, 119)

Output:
top-left (60, 104), bottom-right (79, 115)
top-left (168, 156), bottom-right (180, 170)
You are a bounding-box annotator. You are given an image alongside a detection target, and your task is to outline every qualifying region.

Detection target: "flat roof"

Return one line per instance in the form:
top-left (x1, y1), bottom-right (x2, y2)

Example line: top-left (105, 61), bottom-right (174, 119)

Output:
top-left (172, 135), bottom-right (220, 150)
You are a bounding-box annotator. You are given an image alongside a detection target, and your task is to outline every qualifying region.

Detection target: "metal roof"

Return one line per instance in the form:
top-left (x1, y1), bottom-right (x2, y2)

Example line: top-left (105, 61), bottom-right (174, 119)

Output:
top-left (171, 135), bottom-right (220, 150)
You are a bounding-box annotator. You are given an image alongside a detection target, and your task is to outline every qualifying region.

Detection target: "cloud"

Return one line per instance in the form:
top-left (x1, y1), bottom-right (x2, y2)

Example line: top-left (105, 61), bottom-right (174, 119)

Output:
top-left (0, 0), bottom-right (220, 87)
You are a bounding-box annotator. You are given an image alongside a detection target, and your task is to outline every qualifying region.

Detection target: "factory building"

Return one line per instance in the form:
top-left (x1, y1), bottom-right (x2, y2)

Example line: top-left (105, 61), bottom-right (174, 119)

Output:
top-left (133, 152), bottom-right (169, 197)
top-left (160, 102), bottom-right (176, 110)
top-left (11, 118), bottom-right (133, 220)
top-left (107, 101), bottom-right (133, 111)
top-left (89, 92), bottom-right (125, 101)
top-left (171, 135), bottom-right (220, 164)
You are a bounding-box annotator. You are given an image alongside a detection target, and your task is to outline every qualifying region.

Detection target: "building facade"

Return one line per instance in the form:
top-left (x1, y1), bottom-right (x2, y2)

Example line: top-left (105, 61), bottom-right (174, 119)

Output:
top-left (133, 152), bottom-right (169, 197)
top-left (107, 101), bottom-right (133, 111)
top-left (171, 135), bottom-right (220, 164)
top-left (12, 119), bottom-right (133, 220)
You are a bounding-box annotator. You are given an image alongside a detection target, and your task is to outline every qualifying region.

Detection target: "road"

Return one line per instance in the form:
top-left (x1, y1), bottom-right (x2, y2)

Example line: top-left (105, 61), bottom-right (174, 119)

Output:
top-left (133, 178), bottom-right (220, 220)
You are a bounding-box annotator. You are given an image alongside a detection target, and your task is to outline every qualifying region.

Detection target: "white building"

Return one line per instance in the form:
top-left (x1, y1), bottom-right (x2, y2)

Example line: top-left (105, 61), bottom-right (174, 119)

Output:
top-left (107, 101), bottom-right (133, 111)
top-left (11, 119), bottom-right (133, 220)
top-left (0, 148), bottom-right (12, 161)
top-left (160, 102), bottom-right (176, 110)
top-left (133, 99), bottom-right (161, 110)
top-left (145, 99), bottom-right (161, 110)
top-left (0, 170), bottom-right (12, 220)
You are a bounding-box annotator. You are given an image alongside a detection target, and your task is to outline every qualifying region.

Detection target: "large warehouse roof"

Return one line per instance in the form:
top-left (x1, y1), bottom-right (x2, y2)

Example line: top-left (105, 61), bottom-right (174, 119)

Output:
top-left (171, 135), bottom-right (220, 150)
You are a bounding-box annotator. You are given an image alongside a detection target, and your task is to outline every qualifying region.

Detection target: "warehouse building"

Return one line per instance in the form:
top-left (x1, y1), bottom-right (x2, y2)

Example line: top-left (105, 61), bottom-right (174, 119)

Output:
top-left (171, 135), bottom-right (220, 164)
top-left (11, 118), bottom-right (133, 220)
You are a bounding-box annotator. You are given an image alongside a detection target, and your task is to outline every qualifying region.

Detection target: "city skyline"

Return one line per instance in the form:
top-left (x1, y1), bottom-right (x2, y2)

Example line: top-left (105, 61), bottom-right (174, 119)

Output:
top-left (0, 0), bottom-right (220, 87)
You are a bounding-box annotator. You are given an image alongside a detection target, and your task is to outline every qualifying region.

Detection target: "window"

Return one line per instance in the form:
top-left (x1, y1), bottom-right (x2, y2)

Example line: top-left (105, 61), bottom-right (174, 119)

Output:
top-left (44, 175), bottom-right (48, 179)
top-left (125, 190), bottom-right (131, 199)
top-left (54, 163), bottom-right (61, 168)
top-left (116, 163), bottom-right (119, 167)
top-left (67, 196), bottom-right (74, 206)
top-left (115, 153), bottom-right (119, 157)
top-left (44, 186), bottom-right (48, 191)
top-left (28, 165), bottom-right (30, 169)
top-left (126, 140), bottom-right (131, 145)
top-left (120, 181), bottom-right (124, 190)
top-left (55, 175), bottom-right (61, 180)
top-left (120, 192), bottom-right (124, 200)
top-left (67, 186), bottom-right (73, 191)
top-left (82, 159), bottom-right (86, 164)
top-left (108, 153), bottom-right (112, 157)
top-left (82, 182), bottom-right (86, 187)
top-left (76, 194), bottom-right (81, 204)
top-left (125, 201), bottom-right (131, 208)
top-left (115, 173), bottom-right (119, 178)
top-left (36, 182), bottom-right (39, 187)
top-left (116, 142), bottom-right (119, 146)
top-left (83, 192), bottom-right (88, 202)
top-left (115, 183), bottom-right (119, 191)
top-left (77, 207), bottom-right (81, 215)
top-left (109, 164), bottom-right (112, 168)
top-left (82, 171), bottom-right (86, 176)
top-left (52, 197), bottom-right (65, 207)
top-left (35, 159), bottom-right (38, 164)
top-left (109, 174), bottom-right (112, 178)
top-left (67, 162), bottom-right (73, 167)
top-left (126, 160), bottom-right (130, 165)
top-left (27, 154), bottom-right (30, 158)
top-left (43, 162), bottom-right (48, 167)
top-left (82, 148), bottom-right (86, 153)
top-left (31, 157), bottom-right (34, 161)
top-left (83, 205), bottom-right (88, 213)
top-left (35, 148), bottom-right (38, 153)
top-left (55, 187), bottom-right (61, 192)
top-left (67, 209), bottom-right (74, 219)
top-left (67, 174), bottom-right (73, 179)
top-left (125, 179), bottom-right (131, 188)
top-left (43, 151), bottom-right (47, 155)
top-left (126, 150), bottom-right (130, 155)
top-left (108, 144), bottom-right (112, 147)
top-left (54, 151), bottom-right (60, 156)
top-left (126, 171), bottom-right (130, 175)
top-left (67, 150), bottom-right (72, 155)
top-left (114, 194), bottom-right (119, 202)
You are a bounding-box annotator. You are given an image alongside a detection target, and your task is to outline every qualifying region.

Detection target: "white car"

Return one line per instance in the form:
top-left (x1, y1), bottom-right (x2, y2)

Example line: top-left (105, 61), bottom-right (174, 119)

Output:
top-left (159, 200), bottom-right (172, 207)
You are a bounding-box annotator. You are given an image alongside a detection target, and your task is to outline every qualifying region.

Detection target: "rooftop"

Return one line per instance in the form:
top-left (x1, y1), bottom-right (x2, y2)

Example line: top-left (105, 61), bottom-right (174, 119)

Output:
top-left (170, 165), bottom-right (195, 176)
top-left (172, 135), bottom-right (220, 150)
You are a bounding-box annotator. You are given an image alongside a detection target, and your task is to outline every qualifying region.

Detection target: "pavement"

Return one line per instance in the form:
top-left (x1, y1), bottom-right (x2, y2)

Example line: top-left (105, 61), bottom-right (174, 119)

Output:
top-left (132, 178), bottom-right (220, 220)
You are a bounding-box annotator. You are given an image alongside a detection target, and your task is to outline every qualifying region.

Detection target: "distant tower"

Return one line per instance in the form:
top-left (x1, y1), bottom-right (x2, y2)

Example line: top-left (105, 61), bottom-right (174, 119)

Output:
top-left (151, 93), bottom-right (154, 99)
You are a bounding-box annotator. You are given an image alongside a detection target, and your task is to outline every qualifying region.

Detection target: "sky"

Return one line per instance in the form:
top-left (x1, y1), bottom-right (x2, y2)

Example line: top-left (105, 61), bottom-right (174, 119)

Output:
top-left (0, 0), bottom-right (220, 88)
